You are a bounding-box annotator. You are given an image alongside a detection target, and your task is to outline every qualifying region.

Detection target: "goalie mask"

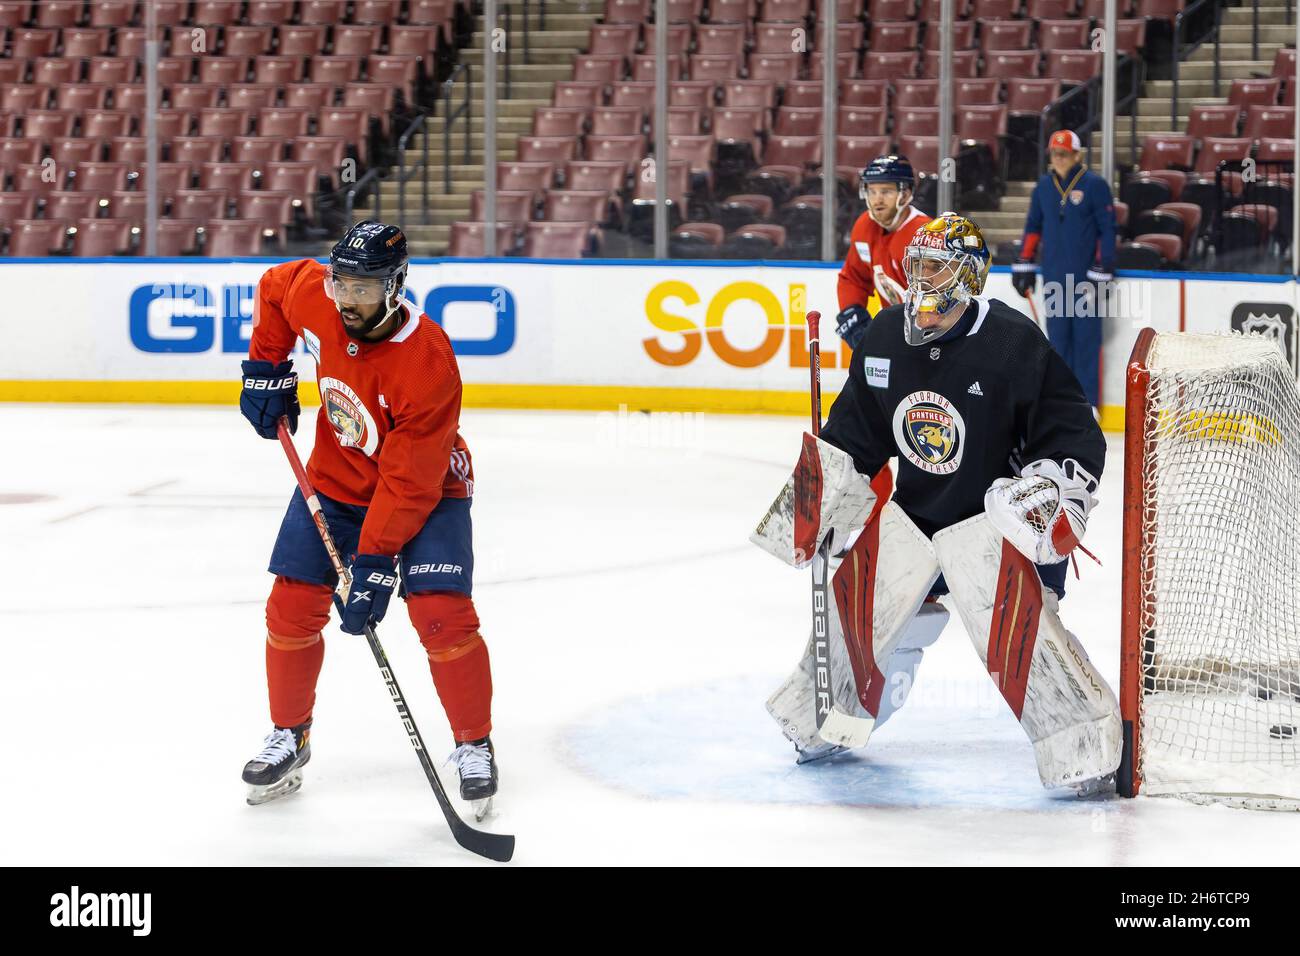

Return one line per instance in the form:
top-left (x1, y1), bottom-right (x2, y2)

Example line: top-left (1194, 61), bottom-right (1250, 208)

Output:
top-left (325, 220), bottom-right (409, 340)
top-left (901, 213), bottom-right (990, 346)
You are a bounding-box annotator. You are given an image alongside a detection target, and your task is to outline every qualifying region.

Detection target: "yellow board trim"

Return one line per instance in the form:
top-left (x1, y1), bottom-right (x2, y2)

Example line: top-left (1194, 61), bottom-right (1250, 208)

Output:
top-left (0, 380), bottom-right (1130, 432)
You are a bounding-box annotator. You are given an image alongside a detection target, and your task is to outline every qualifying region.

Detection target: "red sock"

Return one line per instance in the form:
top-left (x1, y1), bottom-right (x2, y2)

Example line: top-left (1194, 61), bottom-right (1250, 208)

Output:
top-left (408, 592), bottom-right (493, 741)
top-left (264, 576), bottom-right (332, 728)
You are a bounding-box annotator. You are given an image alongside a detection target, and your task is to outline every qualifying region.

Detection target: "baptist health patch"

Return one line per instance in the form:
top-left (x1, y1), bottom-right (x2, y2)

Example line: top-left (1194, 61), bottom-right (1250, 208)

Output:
top-left (863, 356), bottom-right (890, 389)
top-left (892, 390), bottom-right (966, 475)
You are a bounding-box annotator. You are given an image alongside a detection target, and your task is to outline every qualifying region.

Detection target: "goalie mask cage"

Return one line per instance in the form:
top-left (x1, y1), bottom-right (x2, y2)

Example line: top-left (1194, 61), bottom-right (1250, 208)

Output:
top-left (1119, 328), bottom-right (1300, 810)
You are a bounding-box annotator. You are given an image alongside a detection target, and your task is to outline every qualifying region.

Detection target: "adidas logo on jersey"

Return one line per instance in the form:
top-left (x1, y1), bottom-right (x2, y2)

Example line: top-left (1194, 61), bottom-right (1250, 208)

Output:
top-left (967, 382), bottom-right (984, 396)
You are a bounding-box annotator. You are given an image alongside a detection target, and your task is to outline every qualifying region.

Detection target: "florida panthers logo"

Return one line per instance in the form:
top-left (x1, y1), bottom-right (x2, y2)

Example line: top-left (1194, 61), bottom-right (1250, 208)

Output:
top-left (318, 376), bottom-right (380, 457)
top-left (892, 390), bottom-right (966, 475)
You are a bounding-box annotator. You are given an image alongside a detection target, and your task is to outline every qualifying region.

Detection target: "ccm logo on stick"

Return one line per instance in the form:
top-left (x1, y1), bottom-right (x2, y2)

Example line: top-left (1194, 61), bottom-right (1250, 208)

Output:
top-left (408, 563), bottom-right (463, 575)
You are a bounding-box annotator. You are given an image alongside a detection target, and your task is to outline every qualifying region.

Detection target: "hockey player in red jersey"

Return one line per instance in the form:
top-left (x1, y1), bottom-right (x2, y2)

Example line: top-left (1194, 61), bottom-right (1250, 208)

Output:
top-left (835, 155), bottom-right (930, 350)
top-left (237, 221), bottom-right (498, 813)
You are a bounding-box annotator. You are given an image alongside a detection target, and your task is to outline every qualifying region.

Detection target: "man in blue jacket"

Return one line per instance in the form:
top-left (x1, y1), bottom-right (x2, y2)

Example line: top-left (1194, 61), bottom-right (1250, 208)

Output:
top-left (1011, 130), bottom-right (1117, 410)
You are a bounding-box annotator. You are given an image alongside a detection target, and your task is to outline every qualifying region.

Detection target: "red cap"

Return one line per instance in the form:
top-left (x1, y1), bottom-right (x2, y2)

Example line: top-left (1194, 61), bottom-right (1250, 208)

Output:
top-left (1048, 129), bottom-right (1082, 152)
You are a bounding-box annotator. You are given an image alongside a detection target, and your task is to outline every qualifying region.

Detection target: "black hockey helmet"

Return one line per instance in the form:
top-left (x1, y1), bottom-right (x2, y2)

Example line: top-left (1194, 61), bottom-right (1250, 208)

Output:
top-left (859, 154), bottom-right (915, 194)
top-left (326, 221), bottom-right (409, 333)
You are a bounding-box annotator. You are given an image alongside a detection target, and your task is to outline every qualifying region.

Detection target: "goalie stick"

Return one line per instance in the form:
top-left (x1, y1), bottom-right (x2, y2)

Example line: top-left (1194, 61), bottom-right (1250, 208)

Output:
top-left (804, 311), bottom-right (834, 732)
top-left (276, 418), bottom-right (515, 863)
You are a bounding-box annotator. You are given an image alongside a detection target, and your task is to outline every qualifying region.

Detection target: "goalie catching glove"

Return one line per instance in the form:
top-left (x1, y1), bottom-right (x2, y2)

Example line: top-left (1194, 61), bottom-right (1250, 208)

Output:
top-left (984, 458), bottom-right (1098, 565)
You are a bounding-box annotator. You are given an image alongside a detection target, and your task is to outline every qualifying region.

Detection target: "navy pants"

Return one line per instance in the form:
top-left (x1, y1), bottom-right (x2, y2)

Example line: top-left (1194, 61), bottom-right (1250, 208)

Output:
top-left (269, 489), bottom-right (474, 596)
top-left (1044, 274), bottom-right (1102, 407)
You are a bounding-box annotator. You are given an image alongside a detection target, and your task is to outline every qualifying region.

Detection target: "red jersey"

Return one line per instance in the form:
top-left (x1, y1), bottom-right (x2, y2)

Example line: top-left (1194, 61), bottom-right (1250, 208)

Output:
top-left (836, 205), bottom-right (930, 312)
top-left (250, 258), bottom-right (473, 557)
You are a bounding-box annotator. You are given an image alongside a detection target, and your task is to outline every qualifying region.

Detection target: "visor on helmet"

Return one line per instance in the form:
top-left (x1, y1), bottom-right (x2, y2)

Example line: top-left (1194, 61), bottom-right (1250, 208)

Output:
top-left (322, 265), bottom-right (391, 305)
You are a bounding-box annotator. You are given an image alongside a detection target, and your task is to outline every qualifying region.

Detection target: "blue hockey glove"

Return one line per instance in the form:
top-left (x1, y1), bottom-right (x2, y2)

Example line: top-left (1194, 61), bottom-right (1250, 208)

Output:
top-left (834, 304), bottom-right (872, 350)
top-left (240, 359), bottom-right (299, 439)
top-left (336, 554), bottom-right (398, 635)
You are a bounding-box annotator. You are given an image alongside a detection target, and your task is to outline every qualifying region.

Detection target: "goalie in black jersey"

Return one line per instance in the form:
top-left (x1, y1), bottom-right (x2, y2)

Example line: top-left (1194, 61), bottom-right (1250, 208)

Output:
top-left (752, 213), bottom-right (1122, 795)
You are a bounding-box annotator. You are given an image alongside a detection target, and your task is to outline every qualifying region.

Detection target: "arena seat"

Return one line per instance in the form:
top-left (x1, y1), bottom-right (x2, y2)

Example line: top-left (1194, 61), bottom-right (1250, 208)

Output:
top-left (448, 221), bottom-right (518, 257)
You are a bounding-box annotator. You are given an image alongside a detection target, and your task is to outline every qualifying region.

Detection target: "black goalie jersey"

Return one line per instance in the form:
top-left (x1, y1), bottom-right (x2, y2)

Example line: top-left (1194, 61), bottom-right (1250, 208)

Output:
top-left (821, 297), bottom-right (1105, 541)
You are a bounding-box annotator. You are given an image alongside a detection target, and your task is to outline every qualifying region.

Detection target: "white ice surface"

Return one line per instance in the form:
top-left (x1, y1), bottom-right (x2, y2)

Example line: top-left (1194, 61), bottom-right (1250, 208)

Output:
top-left (2, 405), bottom-right (1298, 866)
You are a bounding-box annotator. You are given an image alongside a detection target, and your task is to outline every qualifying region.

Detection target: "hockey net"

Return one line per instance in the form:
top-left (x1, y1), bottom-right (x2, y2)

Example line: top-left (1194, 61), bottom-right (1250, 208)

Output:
top-left (1119, 329), bottom-right (1300, 808)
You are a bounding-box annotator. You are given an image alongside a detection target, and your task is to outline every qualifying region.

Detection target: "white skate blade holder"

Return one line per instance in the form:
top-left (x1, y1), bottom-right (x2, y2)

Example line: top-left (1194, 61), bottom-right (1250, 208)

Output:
top-left (245, 769), bottom-right (305, 806)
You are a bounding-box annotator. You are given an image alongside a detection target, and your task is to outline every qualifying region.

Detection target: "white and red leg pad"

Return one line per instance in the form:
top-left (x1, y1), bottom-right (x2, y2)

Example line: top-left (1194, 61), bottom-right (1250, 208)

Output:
top-left (751, 433), bottom-right (878, 568)
top-left (933, 514), bottom-right (1121, 789)
top-left (767, 502), bottom-right (940, 752)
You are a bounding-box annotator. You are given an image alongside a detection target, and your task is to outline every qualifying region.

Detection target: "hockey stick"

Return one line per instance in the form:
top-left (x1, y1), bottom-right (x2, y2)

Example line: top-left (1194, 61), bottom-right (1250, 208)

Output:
top-left (275, 418), bottom-right (515, 863)
top-left (804, 311), bottom-right (834, 732)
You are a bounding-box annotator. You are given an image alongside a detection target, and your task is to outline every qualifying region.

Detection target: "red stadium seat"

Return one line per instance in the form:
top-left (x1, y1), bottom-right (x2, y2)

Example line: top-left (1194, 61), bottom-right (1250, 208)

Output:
top-left (107, 137), bottom-right (146, 165)
top-left (522, 221), bottom-right (596, 258)
top-left (764, 0), bottom-right (812, 21)
top-left (24, 110), bottom-right (77, 140)
top-left (173, 189), bottom-right (231, 222)
top-left (225, 27), bottom-right (276, 57)
top-left (0, 193), bottom-right (36, 220)
top-left (285, 84), bottom-right (337, 110)
top-left (153, 0), bottom-right (190, 25)
top-left (0, 1), bottom-right (28, 28)
top-left (775, 107), bottom-right (825, 137)
top-left (248, 1), bottom-right (296, 25)
top-left (352, 0), bottom-right (402, 23)
top-left (1132, 231), bottom-right (1182, 263)
top-left (12, 162), bottom-right (65, 195)
top-left (689, 55), bottom-right (742, 81)
top-left (984, 51), bottom-right (1041, 78)
top-left (1138, 135), bottom-right (1194, 170)
top-left (1025, 0), bottom-right (1073, 15)
top-left (155, 109), bottom-right (194, 141)
top-left (198, 108), bottom-right (250, 139)
top-left (1115, 19), bottom-right (1147, 55)
top-left (32, 60), bottom-right (77, 88)
top-left (754, 134), bottom-right (821, 188)
top-left (449, 221), bottom-right (518, 257)
top-left (835, 135), bottom-right (893, 179)
top-left (868, 21), bottom-right (920, 52)
top-left (152, 218), bottom-right (200, 255)
top-left (46, 192), bottom-right (106, 223)
top-left (263, 162), bottom-right (319, 214)
top-left (1255, 137), bottom-right (1295, 164)
top-left (1133, 0), bottom-right (1181, 22)
top-left (1185, 104), bottom-right (1240, 140)
top-left (227, 85), bottom-right (279, 112)
top-left (232, 136), bottom-right (287, 167)
top-left (236, 191), bottom-right (297, 244)
top-left (896, 79), bottom-right (938, 109)
top-left (839, 106), bottom-right (887, 136)
top-left (72, 219), bottom-right (136, 257)
top-left (171, 85), bottom-right (221, 111)
top-left (11, 29), bottom-right (58, 58)
top-left (1039, 20), bottom-right (1090, 51)
top-left (533, 107), bottom-right (590, 138)
top-left (552, 82), bottom-right (604, 108)
top-left (1, 83), bottom-right (48, 112)
top-left (1046, 51), bottom-right (1103, 84)
top-left (921, 50), bottom-right (979, 78)
top-left (591, 106), bottom-right (643, 136)
top-left (142, 163), bottom-right (197, 199)
top-left (670, 80), bottom-right (717, 107)
top-left (665, 0), bottom-right (706, 21)
top-left (1006, 78), bottom-right (1059, 115)
top-left (367, 55), bottom-right (423, 104)
top-left (1228, 78), bottom-right (1282, 114)
top-left (841, 80), bottom-right (888, 107)
top-left (584, 134), bottom-right (646, 172)
top-left (7, 220), bottom-right (69, 256)
top-left (588, 24), bottom-right (640, 58)
top-left (333, 25), bottom-right (383, 57)
top-left (299, 0), bottom-right (348, 24)
top-left (72, 162), bottom-right (130, 193)
top-left (517, 136), bottom-right (578, 165)
top-left (198, 57), bottom-right (250, 85)
top-left (203, 220), bottom-right (266, 256)
top-left (89, 58), bottom-right (136, 85)
top-left (709, 0), bottom-right (755, 22)
top-left (497, 162), bottom-right (556, 194)
top-left (972, 0), bottom-right (1018, 16)
top-left (0, 137), bottom-right (40, 172)
top-left (809, 52), bottom-right (861, 80)
top-left (956, 105), bottom-right (1008, 161)
top-left (279, 26), bottom-right (329, 56)
top-left (390, 25), bottom-right (441, 56)
top-left (1194, 137), bottom-right (1251, 173)
top-left (63, 29), bottom-right (113, 58)
top-left (89, 1), bottom-right (135, 27)
top-left (311, 55), bottom-right (363, 85)
top-left (922, 21), bottom-right (974, 52)
top-left (956, 78), bottom-right (1003, 106)
top-left (115, 27), bottom-right (147, 58)
top-left (895, 107), bottom-right (940, 140)
top-left (469, 190), bottom-right (538, 222)
top-left (1157, 201), bottom-right (1202, 249)
top-left (543, 190), bottom-right (610, 224)
top-left (1240, 106), bottom-right (1294, 143)
top-left (980, 20), bottom-right (1032, 52)
top-left (258, 108), bottom-right (312, 139)
top-left (294, 138), bottom-right (348, 182)
top-left (604, 0), bottom-right (651, 24)
top-left (864, 52), bottom-right (918, 81)
top-left (610, 81), bottom-right (655, 109)
top-left (316, 107), bottom-right (368, 144)
top-left (747, 54), bottom-right (801, 83)
top-left (696, 25), bottom-right (747, 58)
top-left (564, 161), bottom-right (626, 194)
top-left (199, 161), bottom-right (256, 193)
top-left (754, 22), bottom-right (800, 54)
top-left (667, 134), bottom-right (715, 186)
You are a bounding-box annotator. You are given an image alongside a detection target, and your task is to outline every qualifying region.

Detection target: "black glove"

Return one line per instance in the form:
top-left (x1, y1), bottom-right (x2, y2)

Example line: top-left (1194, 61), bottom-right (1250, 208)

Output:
top-left (240, 359), bottom-right (299, 439)
top-left (1011, 259), bottom-right (1037, 298)
top-left (1085, 266), bottom-right (1113, 284)
top-left (834, 304), bottom-right (872, 351)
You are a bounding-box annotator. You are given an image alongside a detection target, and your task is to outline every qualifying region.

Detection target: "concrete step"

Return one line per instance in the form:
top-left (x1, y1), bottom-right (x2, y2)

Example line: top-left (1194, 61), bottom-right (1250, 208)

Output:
top-left (453, 78), bottom-right (559, 100)
top-left (1221, 6), bottom-right (1296, 27)
top-left (1212, 22), bottom-right (1298, 45)
top-left (467, 62), bottom-right (573, 82)
top-left (467, 29), bottom-right (591, 51)
top-left (460, 47), bottom-right (587, 66)
top-left (1165, 58), bottom-right (1277, 81)
top-left (1189, 41), bottom-right (1291, 62)
top-left (1138, 94), bottom-right (1231, 114)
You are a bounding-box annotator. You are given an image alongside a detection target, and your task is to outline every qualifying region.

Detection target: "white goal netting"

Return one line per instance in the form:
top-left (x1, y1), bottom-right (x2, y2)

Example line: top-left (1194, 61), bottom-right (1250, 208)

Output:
top-left (1135, 332), bottom-right (1300, 807)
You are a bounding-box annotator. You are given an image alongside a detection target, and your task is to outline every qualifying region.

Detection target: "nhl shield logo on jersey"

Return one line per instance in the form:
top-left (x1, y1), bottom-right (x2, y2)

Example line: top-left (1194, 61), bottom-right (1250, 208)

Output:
top-left (891, 390), bottom-right (966, 474)
top-left (318, 376), bottom-right (380, 457)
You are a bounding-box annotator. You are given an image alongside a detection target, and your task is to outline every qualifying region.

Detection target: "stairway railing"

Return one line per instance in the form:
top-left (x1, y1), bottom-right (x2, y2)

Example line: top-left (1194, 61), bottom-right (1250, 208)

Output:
top-left (441, 63), bottom-right (473, 194)
top-left (1172, 0), bottom-right (1222, 129)
top-left (397, 112), bottom-right (433, 226)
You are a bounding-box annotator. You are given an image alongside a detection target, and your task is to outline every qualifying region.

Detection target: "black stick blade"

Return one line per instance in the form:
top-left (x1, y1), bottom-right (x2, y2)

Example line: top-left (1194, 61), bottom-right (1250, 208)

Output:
top-left (454, 821), bottom-right (516, 863)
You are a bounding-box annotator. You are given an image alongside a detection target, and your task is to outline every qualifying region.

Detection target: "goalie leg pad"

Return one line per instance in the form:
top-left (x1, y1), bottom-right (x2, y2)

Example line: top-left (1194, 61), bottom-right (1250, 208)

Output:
top-left (751, 433), bottom-right (877, 568)
top-left (933, 514), bottom-right (1121, 789)
top-left (767, 502), bottom-right (940, 752)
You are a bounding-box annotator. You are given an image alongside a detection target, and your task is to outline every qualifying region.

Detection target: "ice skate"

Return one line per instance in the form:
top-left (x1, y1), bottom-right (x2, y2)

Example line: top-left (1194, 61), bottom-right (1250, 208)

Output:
top-left (1069, 772), bottom-right (1116, 800)
top-left (242, 724), bottom-right (311, 806)
top-left (449, 737), bottom-right (498, 821)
